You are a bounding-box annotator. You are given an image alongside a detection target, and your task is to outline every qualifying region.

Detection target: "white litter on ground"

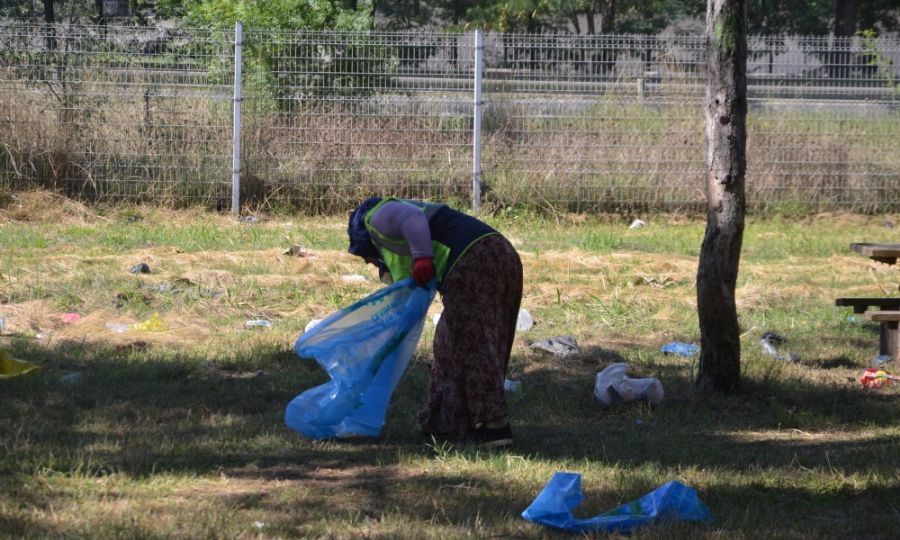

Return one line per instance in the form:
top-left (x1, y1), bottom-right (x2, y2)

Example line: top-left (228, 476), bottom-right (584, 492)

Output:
top-left (516, 308), bottom-right (534, 331)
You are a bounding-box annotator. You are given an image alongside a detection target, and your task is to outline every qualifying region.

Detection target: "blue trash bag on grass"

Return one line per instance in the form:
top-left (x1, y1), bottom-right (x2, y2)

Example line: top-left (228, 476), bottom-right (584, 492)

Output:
top-left (285, 278), bottom-right (436, 439)
top-left (521, 472), bottom-right (712, 534)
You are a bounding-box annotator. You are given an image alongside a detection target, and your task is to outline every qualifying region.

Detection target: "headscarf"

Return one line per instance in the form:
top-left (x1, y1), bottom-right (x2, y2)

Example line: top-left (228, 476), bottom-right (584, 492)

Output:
top-left (347, 197), bottom-right (382, 260)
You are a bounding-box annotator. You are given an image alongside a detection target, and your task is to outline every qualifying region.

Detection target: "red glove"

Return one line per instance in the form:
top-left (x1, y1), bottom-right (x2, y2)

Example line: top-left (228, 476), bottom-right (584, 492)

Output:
top-left (411, 257), bottom-right (436, 287)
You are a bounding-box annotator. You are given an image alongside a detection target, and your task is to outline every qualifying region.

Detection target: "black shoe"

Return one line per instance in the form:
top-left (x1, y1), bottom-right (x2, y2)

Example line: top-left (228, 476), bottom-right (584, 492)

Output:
top-left (467, 424), bottom-right (514, 448)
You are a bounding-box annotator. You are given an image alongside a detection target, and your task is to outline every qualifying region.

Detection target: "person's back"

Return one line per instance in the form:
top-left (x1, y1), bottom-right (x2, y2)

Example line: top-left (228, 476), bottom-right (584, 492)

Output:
top-left (368, 199), bottom-right (498, 283)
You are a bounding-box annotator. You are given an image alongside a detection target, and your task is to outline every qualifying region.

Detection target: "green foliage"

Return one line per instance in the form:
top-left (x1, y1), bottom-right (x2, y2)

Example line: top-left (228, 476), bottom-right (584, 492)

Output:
top-left (859, 28), bottom-right (900, 101)
top-left (182, 0), bottom-right (373, 31)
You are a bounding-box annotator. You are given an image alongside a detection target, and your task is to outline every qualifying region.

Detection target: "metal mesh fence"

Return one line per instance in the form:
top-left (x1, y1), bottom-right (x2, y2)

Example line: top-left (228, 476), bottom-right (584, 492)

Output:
top-left (1, 23), bottom-right (898, 212)
top-left (0, 23), bottom-right (234, 205)
top-left (238, 30), bottom-right (477, 212)
top-left (479, 33), bottom-right (900, 212)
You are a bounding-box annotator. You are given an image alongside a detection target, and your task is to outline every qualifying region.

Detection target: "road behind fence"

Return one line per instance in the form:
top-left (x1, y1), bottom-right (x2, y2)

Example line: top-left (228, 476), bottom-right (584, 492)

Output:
top-left (1, 23), bottom-right (898, 213)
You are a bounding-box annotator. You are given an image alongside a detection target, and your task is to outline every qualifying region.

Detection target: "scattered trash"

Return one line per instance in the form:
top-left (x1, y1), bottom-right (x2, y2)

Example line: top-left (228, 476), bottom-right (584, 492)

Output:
top-left (246, 319), bottom-right (273, 329)
top-left (131, 313), bottom-right (166, 332)
top-left (105, 322), bottom-right (130, 333)
top-left (759, 331), bottom-right (798, 362)
top-left (239, 215), bottom-right (259, 224)
top-left (504, 378), bottom-right (522, 393)
top-left (594, 363), bottom-right (664, 407)
top-left (35, 333), bottom-right (45, 340)
top-left (147, 283), bottom-right (179, 294)
top-left (130, 262), bottom-right (151, 274)
top-left (530, 336), bottom-right (579, 357)
top-left (633, 275), bottom-right (675, 288)
top-left (860, 367), bottom-right (900, 389)
top-left (251, 521), bottom-right (265, 530)
top-left (884, 220), bottom-right (895, 229)
top-left (516, 308), bottom-right (534, 332)
top-left (60, 313), bottom-right (81, 324)
top-left (521, 472), bottom-right (712, 534)
top-left (634, 419), bottom-right (646, 426)
top-left (660, 341), bottom-right (699, 357)
top-left (847, 314), bottom-right (861, 324)
top-left (873, 354), bottom-right (892, 367)
top-left (125, 214), bottom-right (143, 223)
top-left (130, 314), bottom-right (161, 331)
top-left (199, 287), bottom-right (227, 299)
top-left (60, 372), bottom-right (83, 385)
top-left (282, 245), bottom-right (306, 257)
top-left (0, 350), bottom-right (41, 379)
top-left (304, 319), bottom-right (322, 333)
top-left (341, 274), bottom-right (368, 283)
top-left (431, 312), bottom-right (441, 326)
top-left (0, 317), bottom-right (5, 334)
top-left (628, 219), bottom-right (646, 230)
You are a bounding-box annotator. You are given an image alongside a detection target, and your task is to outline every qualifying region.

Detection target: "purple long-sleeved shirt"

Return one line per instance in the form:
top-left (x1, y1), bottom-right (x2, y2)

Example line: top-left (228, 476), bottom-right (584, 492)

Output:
top-left (368, 200), bottom-right (435, 260)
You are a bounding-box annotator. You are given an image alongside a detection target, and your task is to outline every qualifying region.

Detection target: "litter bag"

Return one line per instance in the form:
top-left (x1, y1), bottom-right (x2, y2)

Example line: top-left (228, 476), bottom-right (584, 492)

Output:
top-left (0, 349), bottom-right (40, 379)
top-left (285, 278), bottom-right (435, 439)
top-left (521, 472), bottom-right (712, 534)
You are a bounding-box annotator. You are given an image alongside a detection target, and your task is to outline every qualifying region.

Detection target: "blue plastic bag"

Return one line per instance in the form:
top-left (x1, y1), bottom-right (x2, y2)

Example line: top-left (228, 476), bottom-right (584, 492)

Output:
top-left (285, 278), bottom-right (435, 439)
top-left (521, 472), bottom-right (712, 534)
top-left (660, 341), bottom-right (700, 357)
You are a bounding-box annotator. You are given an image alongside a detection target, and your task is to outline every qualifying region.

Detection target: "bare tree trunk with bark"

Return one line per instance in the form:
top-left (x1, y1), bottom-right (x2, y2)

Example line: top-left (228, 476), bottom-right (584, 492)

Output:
top-left (696, 0), bottom-right (747, 393)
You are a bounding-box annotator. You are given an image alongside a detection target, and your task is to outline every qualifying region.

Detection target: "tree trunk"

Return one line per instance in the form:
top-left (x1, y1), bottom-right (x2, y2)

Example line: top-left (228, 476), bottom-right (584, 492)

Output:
top-left (94, 0), bottom-right (106, 27)
top-left (831, 0), bottom-right (858, 84)
top-left (696, 0), bottom-right (747, 393)
top-left (42, 0), bottom-right (54, 24)
top-left (834, 0), bottom-right (858, 37)
top-left (42, 0), bottom-right (56, 50)
top-left (600, 0), bottom-right (616, 33)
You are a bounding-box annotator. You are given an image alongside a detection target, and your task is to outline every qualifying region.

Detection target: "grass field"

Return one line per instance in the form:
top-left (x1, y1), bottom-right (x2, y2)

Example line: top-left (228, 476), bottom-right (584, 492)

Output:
top-left (2, 191), bottom-right (900, 539)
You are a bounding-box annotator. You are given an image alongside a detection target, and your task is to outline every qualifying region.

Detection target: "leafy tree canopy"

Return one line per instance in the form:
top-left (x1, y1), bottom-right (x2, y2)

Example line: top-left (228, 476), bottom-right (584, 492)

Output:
top-left (181, 0), bottom-right (373, 30)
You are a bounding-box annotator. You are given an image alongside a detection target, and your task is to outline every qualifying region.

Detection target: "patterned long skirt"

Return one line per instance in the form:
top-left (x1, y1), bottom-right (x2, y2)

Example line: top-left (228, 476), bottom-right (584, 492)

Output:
top-left (417, 234), bottom-right (523, 439)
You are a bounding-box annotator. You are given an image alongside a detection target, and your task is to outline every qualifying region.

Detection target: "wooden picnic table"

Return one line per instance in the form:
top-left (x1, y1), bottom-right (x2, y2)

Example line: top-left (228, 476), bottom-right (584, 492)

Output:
top-left (850, 243), bottom-right (900, 266)
top-left (842, 243), bottom-right (900, 359)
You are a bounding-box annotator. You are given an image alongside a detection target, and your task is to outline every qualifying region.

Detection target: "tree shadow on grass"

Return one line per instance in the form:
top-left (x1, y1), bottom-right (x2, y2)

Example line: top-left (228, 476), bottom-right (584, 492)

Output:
top-left (3, 337), bottom-right (900, 539)
top-left (507, 352), bottom-right (900, 473)
top-left (0, 336), bottom-right (369, 476)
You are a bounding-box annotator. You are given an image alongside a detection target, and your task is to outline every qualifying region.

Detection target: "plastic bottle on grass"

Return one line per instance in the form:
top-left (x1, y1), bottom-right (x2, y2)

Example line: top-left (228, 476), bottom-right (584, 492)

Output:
top-left (660, 342), bottom-right (699, 357)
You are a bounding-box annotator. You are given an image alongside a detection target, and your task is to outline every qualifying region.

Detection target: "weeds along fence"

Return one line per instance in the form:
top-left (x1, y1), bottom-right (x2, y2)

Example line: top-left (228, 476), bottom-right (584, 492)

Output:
top-left (1, 22), bottom-right (898, 214)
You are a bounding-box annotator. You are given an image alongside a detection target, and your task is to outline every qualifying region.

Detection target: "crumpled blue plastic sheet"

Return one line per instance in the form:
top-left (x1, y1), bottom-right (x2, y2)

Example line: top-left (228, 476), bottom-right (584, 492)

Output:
top-left (660, 341), bottom-right (700, 357)
top-left (285, 278), bottom-right (435, 439)
top-left (521, 472), bottom-right (712, 534)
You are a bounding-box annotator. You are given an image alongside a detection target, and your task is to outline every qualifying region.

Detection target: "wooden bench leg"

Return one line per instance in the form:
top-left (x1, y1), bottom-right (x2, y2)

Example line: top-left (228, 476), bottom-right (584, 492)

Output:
top-left (881, 321), bottom-right (900, 360)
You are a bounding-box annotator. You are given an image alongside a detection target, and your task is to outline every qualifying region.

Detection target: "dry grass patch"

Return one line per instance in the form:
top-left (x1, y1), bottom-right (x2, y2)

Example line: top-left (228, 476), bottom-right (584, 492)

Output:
top-left (0, 191), bottom-right (104, 224)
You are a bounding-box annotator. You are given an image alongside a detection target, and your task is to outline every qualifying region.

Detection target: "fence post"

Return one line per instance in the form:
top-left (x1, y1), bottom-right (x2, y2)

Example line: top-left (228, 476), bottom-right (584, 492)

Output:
top-left (472, 29), bottom-right (484, 213)
top-left (231, 21), bottom-right (244, 215)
